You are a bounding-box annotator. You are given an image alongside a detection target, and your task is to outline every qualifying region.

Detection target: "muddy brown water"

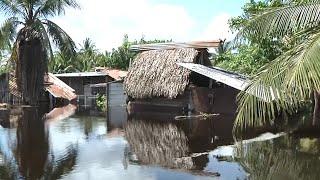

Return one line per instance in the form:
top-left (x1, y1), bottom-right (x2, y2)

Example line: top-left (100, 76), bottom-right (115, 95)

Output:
top-left (0, 105), bottom-right (320, 180)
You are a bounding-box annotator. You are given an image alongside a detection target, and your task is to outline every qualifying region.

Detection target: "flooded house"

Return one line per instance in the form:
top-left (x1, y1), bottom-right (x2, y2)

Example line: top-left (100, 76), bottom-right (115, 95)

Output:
top-left (54, 72), bottom-right (109, 98)
top-left (54, 69), bottom-right (128, 119)
top-left (0, 73), bottom-right (77, 106)
top-left (124, 41), bottom-right (248, 118)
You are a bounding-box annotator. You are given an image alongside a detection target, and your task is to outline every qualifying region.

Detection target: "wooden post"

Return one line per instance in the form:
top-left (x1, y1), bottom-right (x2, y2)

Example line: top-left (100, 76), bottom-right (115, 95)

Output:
top-left (106, 77), bottom-right (109, 119)
top-left (313, 91), bottom-right (320, 126)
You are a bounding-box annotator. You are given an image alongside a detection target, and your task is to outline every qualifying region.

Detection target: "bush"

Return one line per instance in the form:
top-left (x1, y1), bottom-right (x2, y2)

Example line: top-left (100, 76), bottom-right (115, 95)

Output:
top-left (96, 94), bottom-right (106, 112)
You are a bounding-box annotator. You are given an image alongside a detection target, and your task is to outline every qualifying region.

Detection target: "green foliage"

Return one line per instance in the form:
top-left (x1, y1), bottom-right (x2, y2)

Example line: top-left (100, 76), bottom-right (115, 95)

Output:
top-left (216, 45), bottom-right (270, 75)
top-left (214, 0), bottom-right (288, 75)
top-left (234, 0), bottom-right (320, 130)
top-left (105, 35), bottom-right (136, 70)
top-left (0, 0), bottom-right (79, 61)
top-left (0, 0), bottom-right (79, 104)
top-left (96, 93), bottom-right (106, 112)
top-left (49, 35), bottom-right (171, 73)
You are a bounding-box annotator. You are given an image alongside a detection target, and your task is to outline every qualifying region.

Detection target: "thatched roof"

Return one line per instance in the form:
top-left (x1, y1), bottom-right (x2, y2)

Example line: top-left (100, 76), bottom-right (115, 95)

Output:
top-left (124, 48), bottom-right (198, 99)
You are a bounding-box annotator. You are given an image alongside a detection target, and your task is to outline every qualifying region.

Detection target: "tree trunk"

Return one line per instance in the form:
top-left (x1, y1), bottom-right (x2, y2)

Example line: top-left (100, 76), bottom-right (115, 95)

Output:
top-left (15, 28), bottom-right (48, 105)
top-left (313, 91), bottom-right (320, 126)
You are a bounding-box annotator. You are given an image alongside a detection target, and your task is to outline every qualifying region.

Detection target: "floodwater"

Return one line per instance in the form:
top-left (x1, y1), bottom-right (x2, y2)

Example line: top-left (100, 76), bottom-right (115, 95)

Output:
top-left (0, 105), bottom-right (320, 180)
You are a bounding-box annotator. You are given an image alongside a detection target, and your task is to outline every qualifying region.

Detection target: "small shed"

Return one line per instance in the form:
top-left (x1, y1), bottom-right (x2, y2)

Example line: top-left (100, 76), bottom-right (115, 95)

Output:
top-left (54, 72), bottom-right (109, 95)
top-left (55, 69), bottom-right (128, 113)
top-left (124, 41), bottom-right (248, 116)
top-left (90, 68), bottom-right (128, 128)
top-left (54, 72), bottom-right (110, 108)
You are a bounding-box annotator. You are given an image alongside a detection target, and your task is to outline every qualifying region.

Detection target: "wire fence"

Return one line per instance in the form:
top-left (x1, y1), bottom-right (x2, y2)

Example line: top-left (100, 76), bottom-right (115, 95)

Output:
top-left (76, 95), bottom-right (100, 109)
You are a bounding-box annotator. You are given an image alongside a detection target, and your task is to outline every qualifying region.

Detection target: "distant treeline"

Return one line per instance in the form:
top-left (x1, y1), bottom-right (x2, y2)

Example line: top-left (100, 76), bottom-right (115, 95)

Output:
top-left (49, 35), bottom-right (172, 73)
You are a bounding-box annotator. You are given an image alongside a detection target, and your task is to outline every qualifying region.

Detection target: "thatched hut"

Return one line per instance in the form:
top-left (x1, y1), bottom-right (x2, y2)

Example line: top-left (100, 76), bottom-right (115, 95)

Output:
top-left (125, 41), bottom-right (246, 115)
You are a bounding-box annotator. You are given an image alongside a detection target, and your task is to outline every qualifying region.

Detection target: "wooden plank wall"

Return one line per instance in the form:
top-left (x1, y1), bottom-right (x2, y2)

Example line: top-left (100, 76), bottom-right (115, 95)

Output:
top-left (0, 74), bottom-right (9, 103)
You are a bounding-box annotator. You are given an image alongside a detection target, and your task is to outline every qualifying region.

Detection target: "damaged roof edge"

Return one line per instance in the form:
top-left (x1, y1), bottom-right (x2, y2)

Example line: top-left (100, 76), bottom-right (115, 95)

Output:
top-left (130, 40), bottom-right (221, 51)
top-left (45, 73), bottom-right (77, 101)
top-left (177, 63), bottom-right (248, 91)
top-left (177, 63), bottom-right (276, 102)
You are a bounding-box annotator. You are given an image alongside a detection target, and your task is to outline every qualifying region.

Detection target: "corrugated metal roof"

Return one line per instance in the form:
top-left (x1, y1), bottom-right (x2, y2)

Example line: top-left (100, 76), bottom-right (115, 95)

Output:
top-left (178, 63), bottom-right (277, 102)
top-left (177, 63), bottom-right (249, 91)
top-left (130, 40), bottom-right (221, 51)
top-left (45, 73), bottom-right (77, 101)
top-left (54, 72), bottom-right (107, 77)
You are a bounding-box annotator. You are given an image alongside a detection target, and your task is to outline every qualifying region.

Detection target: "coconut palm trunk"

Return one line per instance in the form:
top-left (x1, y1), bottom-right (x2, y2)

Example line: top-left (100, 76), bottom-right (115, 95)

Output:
top-left (15, 28), bottom-right (48, 105)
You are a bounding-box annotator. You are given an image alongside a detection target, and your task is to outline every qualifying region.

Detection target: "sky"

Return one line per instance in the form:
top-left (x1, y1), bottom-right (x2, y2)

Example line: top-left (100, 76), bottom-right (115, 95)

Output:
top-left (2, 0), bottom-right (247, 51)
top-left (51, 0), bottom-right (247, 51)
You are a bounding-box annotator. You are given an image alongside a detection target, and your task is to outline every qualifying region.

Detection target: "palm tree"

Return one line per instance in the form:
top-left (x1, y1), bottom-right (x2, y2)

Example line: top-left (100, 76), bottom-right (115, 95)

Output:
top-left (234, 0), bottom-right (320, 130)
top-left (77, 38), bottom-right (98, 71)
top-left (0, 0), bottom-right (79, 105)
top-left (49, 52), bottom-right (78, 73)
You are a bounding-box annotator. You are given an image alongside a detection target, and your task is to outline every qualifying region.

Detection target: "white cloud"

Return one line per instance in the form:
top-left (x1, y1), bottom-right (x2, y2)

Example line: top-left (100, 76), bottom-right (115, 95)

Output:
top-left (199, 13), bottom-right (235, 41)
top-left (53, 0), bottom-right (195, 51)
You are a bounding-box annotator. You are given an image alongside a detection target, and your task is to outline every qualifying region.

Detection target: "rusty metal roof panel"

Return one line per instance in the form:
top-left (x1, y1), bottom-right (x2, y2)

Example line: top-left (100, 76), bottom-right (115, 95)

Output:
top-left (103, 69), bottom-right (127, 81)
top-left (45, 73), bottom-right (77, 101)
top-left (94, 68), bottom-right (128, 81)
top-left (130, 40), bottom-right (221, 51)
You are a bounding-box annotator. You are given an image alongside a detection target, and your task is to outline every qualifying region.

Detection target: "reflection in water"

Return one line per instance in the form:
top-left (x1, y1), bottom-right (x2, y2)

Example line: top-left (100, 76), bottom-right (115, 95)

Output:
top-left (15, 107), bottom-right (49, 179)
top-left (45, 104), bottom-right (77, 123)
top-left (1, 105), bottom-right (320, 179)
top-left (0, 105), bottom-right (78, 180)
top-left (124, 114), bottom-right (239, 177)
top-left (44, 145), bottom-right (77, 180)
top-left (125, 119), bottom-right (190, 168)
top-left (235, 135), bottom-right (320, 180)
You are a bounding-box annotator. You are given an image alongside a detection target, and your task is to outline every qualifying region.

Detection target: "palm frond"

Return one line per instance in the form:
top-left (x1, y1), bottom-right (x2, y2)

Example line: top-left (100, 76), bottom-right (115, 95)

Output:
top-left (0, 0), bottom-right (25, 16)
top-left (32, 18), bottom-right (54, 60)
top-left (0, 17), bottom-right (22, 50)
top-left (237, 2), bottom-right (320, 41)
top-left (44, 20), bottom-right (76, 57)
top-left (235, 27), bottom-right (320, 130)
top-left (34, 0), bottom-right (79, 18)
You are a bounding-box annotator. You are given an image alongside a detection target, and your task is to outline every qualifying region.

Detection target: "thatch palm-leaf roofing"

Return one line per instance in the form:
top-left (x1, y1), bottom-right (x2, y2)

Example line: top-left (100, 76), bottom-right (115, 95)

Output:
top-left (124, 48), bottom-right (198, 99)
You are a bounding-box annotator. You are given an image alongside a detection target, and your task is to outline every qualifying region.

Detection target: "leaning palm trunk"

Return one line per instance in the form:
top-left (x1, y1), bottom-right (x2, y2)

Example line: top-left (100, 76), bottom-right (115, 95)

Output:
top-left (14, 28), bottom-right (48, 105)
top-left (0, 0), bottom-right (78, 105)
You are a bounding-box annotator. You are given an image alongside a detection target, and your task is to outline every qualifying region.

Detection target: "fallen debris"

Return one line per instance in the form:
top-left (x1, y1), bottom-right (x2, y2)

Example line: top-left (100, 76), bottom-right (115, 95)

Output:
top-left (175, 113), bottom-right (219, 120)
